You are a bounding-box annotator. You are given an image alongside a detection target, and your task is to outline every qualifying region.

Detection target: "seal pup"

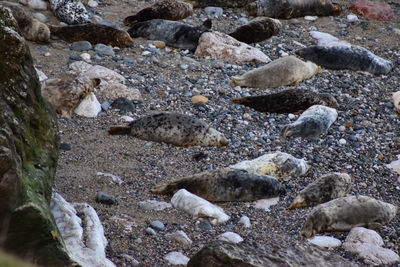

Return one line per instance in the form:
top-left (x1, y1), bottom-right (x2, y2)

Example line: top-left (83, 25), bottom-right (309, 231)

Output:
top-left (300, 195), bottom-right (398, 238)
top-left (123, 0), bottom-right (193, 27)
top-left (108, 112), bottom-right (228, 147)
top-left (0, 1), bottom-right (50, 42)
top-left (41, 75), bottom-right (101, 118)
top-left (49, 0), bottom-right (90, 25)
top-left (127, 19), bottom-right (211, 51)
top-left (280, 105), bottom-right (338, 140)
top-left (232, 89), bottom-right (338, 114)
top-left (289, 172), bottom-right (352, 209)
top-left (49, 24), bottom-right (133, 47)
top-left (230, 56), bottom-right (320, 89)
top-left (152, 167), bottom-right (285, 202)
top-left (229, 151), bottom-right (309, 182)
top-left (229, 17), bottom-right (281, 44)
top-left (296, 45), bottom-right (393, 75)
top-left (247, 0), bottom-right (342, 19)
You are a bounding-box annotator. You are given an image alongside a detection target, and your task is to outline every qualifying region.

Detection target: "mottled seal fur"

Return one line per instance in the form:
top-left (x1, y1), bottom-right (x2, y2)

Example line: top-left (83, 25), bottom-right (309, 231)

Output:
top-left (0, 1), bottom-right (50, 42)
top-left (193, 0), bottom-right (253, 7)
top-left (123, 0), bottom-right (193, 27)
top-left (280, 105), bottom-right (338, 140)
top-left (229, 17), bottom-right (281, 44)
top-left (300, 195), bottom-right (398, 238)
top-left (152, 167), bottom-right (285, 202)
top-left (230, 56), bottom-right (320, 89)
top-left (296, 45), bottom-right (393, 75)
top-left (41, 75), bottom-right (100, 118)
top-left (49, 0), bottom-right (90, 25)
top-left (247, 0), bottom-right (342, 19)
top-left (127, 19), bottom-right (211, 51)
top-left (108, 112), bottom-right (228, 147)
top-left (49, 23), bottom-right (133, 47)
top-left (232, 89), bottom-right (338, 114)
top-left (289, 172), bottom-right (352, 209)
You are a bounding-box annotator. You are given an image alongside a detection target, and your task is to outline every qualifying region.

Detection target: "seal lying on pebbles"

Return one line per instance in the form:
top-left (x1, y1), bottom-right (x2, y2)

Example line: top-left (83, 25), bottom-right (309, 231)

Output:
top-left (0, 1), bottom-right (50, 42)
top-left (280, 105), bottom-right (338, 140)
top-left (127, 19), bottom-right (211, 51)
top-left (41, 76), bottom-right (100, 118)
top-left (230, 56), bottom-right (320, 89)
top-left (289, 172), bottom-right (352, 209)
top-left (49, 0), bottom-right (90, 25)
top-left (247, 0), bottom-right (342, 19)
top-left (228, 17), bottom-right (281, 44)
top-left (49, 24), bottom-right (133, 47)
top-left (229, 151), bottom-right (309, 182)
top-left (108, 112), bottom-right (228, 147)
top-left (300, 195), bottom-right (398, 238)
top-left (296, 45), bottom-right (393, 75)
top-left (232, 89), bottom-right (338, 114)
top-left (123, 0), bottom-right (193, 27)
top-left (152, 167), bottom-right (285, 202)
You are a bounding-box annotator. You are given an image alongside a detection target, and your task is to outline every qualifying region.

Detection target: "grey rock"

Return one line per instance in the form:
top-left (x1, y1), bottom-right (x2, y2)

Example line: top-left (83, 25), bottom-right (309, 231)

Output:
top-left (95, 192), bottom-right (117, 204)
top-left (93, 54), bottom-right (102, 61)
top-left (145, 227), bottom-right (157, 236)
top-left (70, 41), bottom-right (93, 51)
top-left (150, 220), bottom-right (165, 231)
top-left (239, 18), bottom-right (248, 24)
top-left (101, 101), bottom-right (111, 111)
top-left (94, 44), bottom-right (115, 56)
top-left (60, 142), bottom-right (71, 151)
top-left (180, 64), bottom-right (189, 70)
top-left (111, 97), bottom-right (136, 113)
top-left (199, 220), bottom-right (212, 230)
top-left (204, 7), bottom-right (223, 17)
top-left (123, 57), bottom-right (137, 64)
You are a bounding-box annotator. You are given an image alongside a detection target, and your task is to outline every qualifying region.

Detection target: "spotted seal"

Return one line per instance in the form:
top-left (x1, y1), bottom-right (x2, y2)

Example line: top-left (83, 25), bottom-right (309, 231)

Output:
top-left (230, 56), bottom-right (320, 89)
top-left (108, 112), bottom-right (228, 147)
top-left (152, 167), bottom-right (285, 202)
top-left (289, 172), bottom-right (352, 209)
top-left (49, 0), bottom-right (90, 25)
top-left (229, 17), bottom-right (281, 44)
top-left (127, 19), bottom-right (211, 51)
top-left (0, 1), bottom-right (50, 42)
top-left (232, 89), bottom-right (338, 114)
top-left (300, 195), bottom-right (398, 238)
top-left (123, 0), bottom-right (193, 27)
top-left (280, 105), bottom-right (338, 140)
top-left (296, 45), bottom-right (393, 75)
top-left (247, 0), bottom-right (342, 19)
top-left (49, 24), bottom-right (133, 47)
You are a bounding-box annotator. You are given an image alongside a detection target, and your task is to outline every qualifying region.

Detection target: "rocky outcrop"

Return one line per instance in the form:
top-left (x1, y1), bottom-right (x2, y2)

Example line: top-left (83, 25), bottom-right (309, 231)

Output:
top-left (0, 7), bottom-right (76, 266)
top-left (187, 241), bottom-right (358, 267)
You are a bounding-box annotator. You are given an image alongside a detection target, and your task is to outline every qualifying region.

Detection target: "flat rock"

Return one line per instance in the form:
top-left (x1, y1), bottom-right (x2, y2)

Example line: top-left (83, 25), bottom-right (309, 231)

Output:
top-left (345, 227), bottom-right (384, 246)
top-left (74, 93), bottom-right (102, 118)
top-left (139, 200), bottom-right (172, 211)
top-left (253, 197), bottom-right (279, 211)
top-left (165, 230), bottom-right (192, 246)
top-left (307, 235), bottom-right (342, 248)
top-left (217, 232), bottom-right (243, 244)
top-left (342, 242), bottom-right (399, 266)
top-left (71, 41), bottom-right (93, 51)
top-left (95, 44), bottom-right (115, 57)
top-left (164, 251), bottom-right (190, 265)
top-left (191, 95), bottom-right (208, 103)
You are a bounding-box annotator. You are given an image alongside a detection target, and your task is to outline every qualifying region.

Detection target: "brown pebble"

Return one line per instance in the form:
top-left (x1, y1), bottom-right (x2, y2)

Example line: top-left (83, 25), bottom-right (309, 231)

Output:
top-left (345, 121), bottom-right (353, 128)
top-left (153, 40), bottom-right (166, 49)
top-left (192, 95), bottom-right (208, 103)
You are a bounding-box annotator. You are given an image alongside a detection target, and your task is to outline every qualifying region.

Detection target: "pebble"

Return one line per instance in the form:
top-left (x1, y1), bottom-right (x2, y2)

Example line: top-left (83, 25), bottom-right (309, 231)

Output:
top-left (153, 41), bottom-right (166, 49)
top-left (199, 220), bottom-right (212, 230)
top-left (304, 16), bottom-right (318, 21)
top-left (88, 0), bottom-right (98, 8)
top-left (217, 232), bottom-right (244, 244)
top-left (254, 197), bottom-right (279, 211)
top-left (307, 235), bottom-right (342, 248)
top-left (70, 41), bottom-right (92, 51)
top-left (95, 192), bottom-right (117, 205)
top-left (111, 97), bottom-right (136, 113)
top-left (191, 95), bottom-right (208, 103)
top-left (339, 138), bottom-right (347, 145)
top-left (150, 220), bottom-right (165, 231)
top-left (101, 101), bottom-right (110, 111)
top-left (74, 93), bottom-right (101, 117)
top-left (180, 64), bottom-right (189, 70)
top-left (80, 53), bottom-right (91, 62)
top-left (123, 57), bottom-right (137, 64)
top-left (142, 51), bottom-right (152, 56)
top-left (288, 114), bottom-right (296, 120)
top-left (145, 227), bottom-right (157, 236)
top-left (94, 44), bottom-right (115, 56)
top-left (165, 230), bottom-right (192, 246)
top-left (92, 54), bottom-right (102, 61)
top-left (164, 252), bottom-right (190, 265)
top-left (204, 7), bottom-right (223, 17)
top-left (239, 18), bottom-right (248, 24)
top-left (121, 254), bottom-right (140, 266)
top-left (347, 14), bottom-right (359, 22)
top-left (238, 216), bottom-right (251, 228)
top-left (339, 125), bottom-right (346, 132)
top-left (121, 115), bottom-right (134, 122)
top-left (60, 142), bottom-right (71, 151)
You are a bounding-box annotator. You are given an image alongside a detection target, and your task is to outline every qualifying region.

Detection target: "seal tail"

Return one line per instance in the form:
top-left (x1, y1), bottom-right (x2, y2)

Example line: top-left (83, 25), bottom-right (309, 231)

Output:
top-left (151, 184), bottom-right (176, 195)
top-left (108, 126), bottom-right (131, 135)
top-left (288, 196), bottom-right (305, 209)
top-left (123, 16), bottom-right (137, 27)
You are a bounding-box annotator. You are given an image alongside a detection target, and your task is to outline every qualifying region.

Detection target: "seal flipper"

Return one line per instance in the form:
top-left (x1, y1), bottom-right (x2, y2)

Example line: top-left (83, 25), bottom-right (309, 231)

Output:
top-left (202, 19), bottom-right (212, 29)
top-left (108, 126), bottom-right (131, 135)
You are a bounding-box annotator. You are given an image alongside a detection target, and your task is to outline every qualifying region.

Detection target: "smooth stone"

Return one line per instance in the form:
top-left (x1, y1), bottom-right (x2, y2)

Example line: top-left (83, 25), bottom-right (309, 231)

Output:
top-left (95, 192), bottom-right (117, 205)
top-left (101, 101), bottom-right (110, 111)
top-left (69, 56), bottom-right (83, 62)
top-left (164, 252), bottom-right (190, 265)
top-left (121, 115), bottom-right (134, 122)
top-left (193, 102), bottom-right (208, 111)
top-left (80, 53), bottom-right (91, 62)
top-left (345, 227), bottom-right (384, 246)
top-left (145, 227), bottom-right (157, 236)
top-left (74, 93), bottom-right (101, 117)
top-left (199, 220), bottom-right (212, 230)
top-left (347, 14), bottom-right (359, 22)
top-left (307, 235), bottom-right (342, 248)
top-left (93, 54), bottom-right (102, 61)
top-left (217, 232), bottom-right (244, 244)
top-left (239, 18), bottom-right (248, 24)
top-left (70, 41), bottom-right (92, 51)
top-left (60, 142), bottom-right (71, 151)
top-left (165, 230), bottom-right (192, 246)
top-left (150, 220), bottom-right (165, 231)
top-left (191, 95), bottom-right (208, 103)
top-left (304, 16), bottom-right (318, 21)
top-left (238, 216), bottom-right (251, 228)
top-left (111, 97), bottom-right (135, 113)
top-left (180, 64), bottom-right (189, 70)
top-left (153, 40), bottom-right (166, 49)
top-left (343, 242), bottom-right (399, 266)
top-left (123, 57), bottom-right (137, 64)
top-left (139, 200), bottom-right (171, 211)
top-left (88, 0), bottom-right (98, 7)
top-left (254, 197), bottom-right (279, 211)
top-left (94, 44), bottom-right (115, 56)
top-left (204, 6), bottom-right (223, 17)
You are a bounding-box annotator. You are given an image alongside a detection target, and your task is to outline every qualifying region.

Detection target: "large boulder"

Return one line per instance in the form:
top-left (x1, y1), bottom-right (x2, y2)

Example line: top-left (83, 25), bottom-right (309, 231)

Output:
top-left (0, 6), bottom-right (76, 266)
top-left (187, 241), bottom-right (358, 267)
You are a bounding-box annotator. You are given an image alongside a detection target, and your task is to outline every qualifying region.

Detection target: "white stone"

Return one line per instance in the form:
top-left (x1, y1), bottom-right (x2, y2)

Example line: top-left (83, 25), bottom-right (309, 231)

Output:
top-left (343, 242), bottom-right (399, 266)
top-left (392, 91), bottom-right (400, 113)
top-left (121, 115), bottom-right (134, 122)
top-left (80, 52), bottom-right (91, 62)
top-left (386, 154), bottom-right (400, 177)
top-left (238, 216), bottom-right (251, 228)
top-left (345, 227), bottom-right (384, 247)
top-left (339, 125), bottom-right (346, 132)
top-left (217, 232), bottom-right (244, 244)
top-left (138, 200), bottom-right (172, 211)
top-left (304, 16), bottom-right (318, 21)
top-left (308, 235), bottom-right (342, 248)
top-left (347, 14), bottom-right (359, 22)
top-left (19, 0), bottom-right (48, 10)
top-left (195, 31), bottom-right (270, 64)
top-left (96, 171), bottom-right (123, 184)
top-left (310, 31), bottom-right (351, 47)
top-left (288, 113), bottom-right (296, 120)
top-left (35, 67), bottom-right (48, 82)
top-left (165, 230), bottom-right (192, 246)
top-left (254, 197), bottom-right (279, 211)
top-left (164, 252), bottom-right (190, 265)
top-left (74, 93), bottom-right (101, 117)
top-left (50, 192), bottom-right (115, 267)
top-left (110, 215), bottom-right (136, 234)
top-left (121, 254), bottom-right (140, 266)
top-left (339, 138), bottom-right (347, 145)
top-left (88, 0), bottom-right (98, 8)
top-left (142, 51), bottom-right (152, 56)
top-left (171, 189), bottom-right (230, 225)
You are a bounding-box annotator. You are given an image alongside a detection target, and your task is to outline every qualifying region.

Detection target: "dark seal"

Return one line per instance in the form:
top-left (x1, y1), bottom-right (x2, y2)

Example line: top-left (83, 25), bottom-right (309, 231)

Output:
top-left (229, 17), bottom-right (281, 44)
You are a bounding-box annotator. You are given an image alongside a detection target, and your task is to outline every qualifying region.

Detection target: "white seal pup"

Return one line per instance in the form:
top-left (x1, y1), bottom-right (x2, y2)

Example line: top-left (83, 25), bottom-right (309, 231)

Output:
top-left (228, 17), bottom-right (282, 44)
top-left (151, 167), bottom-right (286, 202)
top-left (0, 1), bottom-right (50, 42)
top-left (127, 19), bottom-right (211, 51)
top-left (108, 112), bottom-right (228, 147)
top-left (296, 45), bottom-right (393, 75)
top-left (123, 0), bottom-right (193, 27)
top-left (49, 0), bottom-right (90, 25)
top-left (280, 105), bottom-right (338, 140)
top-left (230, 56), bottom-right (320, 89)
top-left (300, 195), bottom-right (398, 238)
top-left (289, 172), bottom-right (352, 209)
